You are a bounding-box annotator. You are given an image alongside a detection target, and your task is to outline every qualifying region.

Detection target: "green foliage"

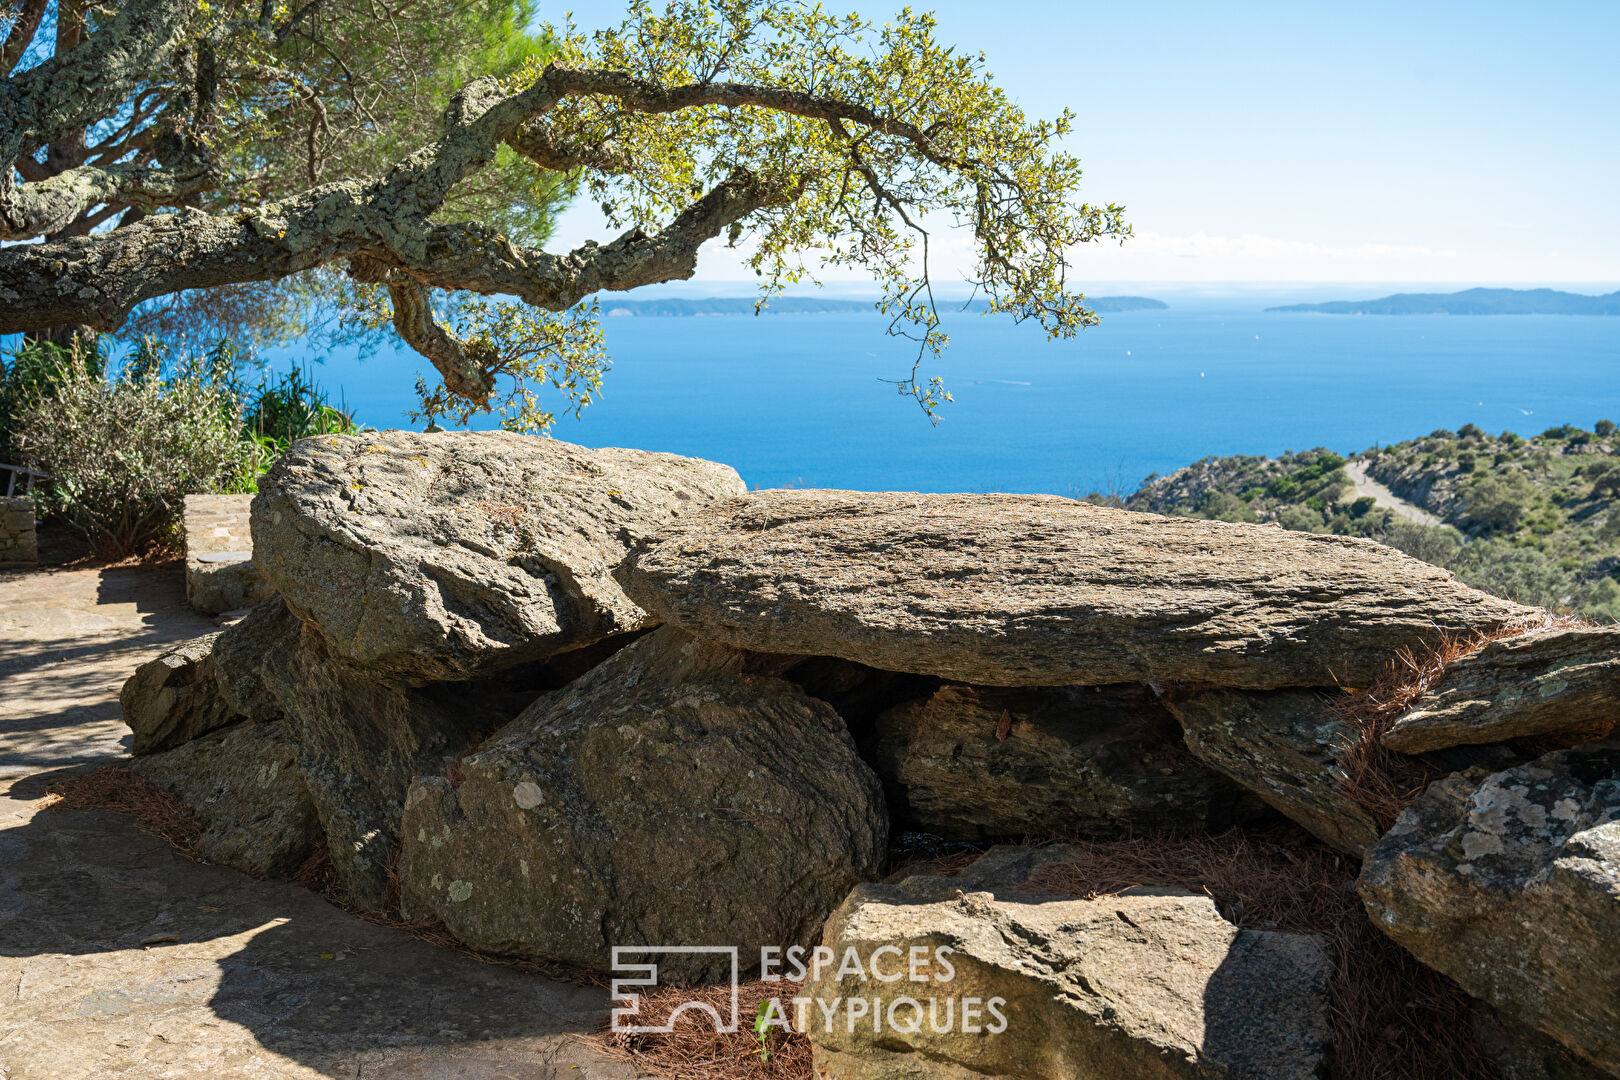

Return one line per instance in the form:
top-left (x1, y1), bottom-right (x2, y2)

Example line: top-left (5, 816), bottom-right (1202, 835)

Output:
top-left (1459, 473), bottom-right (1534, 534)
top-left (1588, 460), bottom-right (1620, 498)
top-left (750, 999), bottom-right (784, 1062)
top-left (1199, 490), bottom-right (1255, 523)
top-left (240, 366), bottom-right (362, 485)
top-left (1597, 419), bottom-right (1616, 438)
top-left (4, 335), bottom-right (361, 555)
top-left (123, 1), bottom-right (575, 350)
top-left (9, 345), bottom-right (251, 558)
top-left (520, 0), bottom-right (1128, 421)
top-left (345, 291), bottom-right (608, 436)
top-left (1127, 420), bottom-right (1620, 620)
top-left (0, 340), bottom-right (93, 463)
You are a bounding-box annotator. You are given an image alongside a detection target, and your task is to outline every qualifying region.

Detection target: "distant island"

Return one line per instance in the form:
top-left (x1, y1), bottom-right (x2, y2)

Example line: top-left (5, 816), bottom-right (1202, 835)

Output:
top-left (598, 295), bottom-right (1167, 316)
top-left (1267, 287), bottom-right (1620, 315)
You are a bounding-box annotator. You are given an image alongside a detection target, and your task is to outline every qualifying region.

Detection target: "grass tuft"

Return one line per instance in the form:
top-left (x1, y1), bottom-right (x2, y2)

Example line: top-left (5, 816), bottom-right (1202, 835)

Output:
top-left (1335, 612), bottom-right (1588, 828)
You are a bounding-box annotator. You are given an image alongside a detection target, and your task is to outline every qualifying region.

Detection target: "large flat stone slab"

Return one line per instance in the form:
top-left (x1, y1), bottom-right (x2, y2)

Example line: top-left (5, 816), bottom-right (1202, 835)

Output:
top-left (1383, 626), bottom-right (1620, 754)
top-left (619, 490), bottom-right (1531, 689)
top-left (129, 720), bottom-right (321, 879)
top-left (1166, 689), bottom-right (1383, 857)
top-left (253, 431), bottom-right (745, 684)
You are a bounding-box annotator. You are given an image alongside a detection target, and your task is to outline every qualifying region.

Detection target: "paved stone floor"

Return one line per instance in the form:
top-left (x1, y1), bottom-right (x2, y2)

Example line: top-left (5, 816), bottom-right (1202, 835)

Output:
top-left (0, 561), bottom-right (637, 1080)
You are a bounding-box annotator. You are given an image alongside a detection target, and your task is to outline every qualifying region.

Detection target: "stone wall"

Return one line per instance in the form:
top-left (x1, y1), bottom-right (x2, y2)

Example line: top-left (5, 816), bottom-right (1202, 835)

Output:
top-left (0, 496), bottom-right (37, 569)
top-left (183, 494), bottom-right (275, 615)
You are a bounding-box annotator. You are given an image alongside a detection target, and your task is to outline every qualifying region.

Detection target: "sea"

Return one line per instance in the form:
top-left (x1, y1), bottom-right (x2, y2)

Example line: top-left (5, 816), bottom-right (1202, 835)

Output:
top-left (270, 296), bottom-right (1620, 496)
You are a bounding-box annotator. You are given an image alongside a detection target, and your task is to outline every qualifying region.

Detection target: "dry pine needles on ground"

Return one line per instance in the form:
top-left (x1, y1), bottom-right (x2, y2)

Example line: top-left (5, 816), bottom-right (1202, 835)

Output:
top-left (594, 827), bottom-right (1510, 1080)
top-left (1028, 828), bottom-right (1504, 1080)
top-left (1335, 611), bottom-right (1587, 828)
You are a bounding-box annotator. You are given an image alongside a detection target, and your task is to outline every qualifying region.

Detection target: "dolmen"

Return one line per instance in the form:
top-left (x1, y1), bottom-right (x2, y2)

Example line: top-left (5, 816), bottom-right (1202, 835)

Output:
top-left (121, 431), bottom-right (1620, 1079)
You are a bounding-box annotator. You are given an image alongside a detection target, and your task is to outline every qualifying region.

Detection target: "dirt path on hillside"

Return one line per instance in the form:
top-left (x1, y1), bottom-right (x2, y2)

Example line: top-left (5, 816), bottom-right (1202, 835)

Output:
top-left (1344, 460), bottom-right (1444, 528)
top-left (0, 562), bottom-right (635, 1080)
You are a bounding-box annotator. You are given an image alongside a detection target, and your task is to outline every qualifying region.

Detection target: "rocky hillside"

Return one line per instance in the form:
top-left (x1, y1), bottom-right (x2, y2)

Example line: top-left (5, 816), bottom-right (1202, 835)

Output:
top-left (1124, 421), bottom-right (1620, 620)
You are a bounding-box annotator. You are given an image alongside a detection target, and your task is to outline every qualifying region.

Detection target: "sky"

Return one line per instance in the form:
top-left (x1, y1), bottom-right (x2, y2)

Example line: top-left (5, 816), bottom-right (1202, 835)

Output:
top-left (548, 0), bottom-right (1620, 288)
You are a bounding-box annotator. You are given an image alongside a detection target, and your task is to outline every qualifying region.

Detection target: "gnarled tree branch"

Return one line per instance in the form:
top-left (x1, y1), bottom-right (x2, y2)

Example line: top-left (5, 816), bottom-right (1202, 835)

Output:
top-left (0, 157), bottom-right (217, 240)
top-left (1, 0), bottom-right (49, 75)
top-left (0, 1), bottom-right (1123, 429)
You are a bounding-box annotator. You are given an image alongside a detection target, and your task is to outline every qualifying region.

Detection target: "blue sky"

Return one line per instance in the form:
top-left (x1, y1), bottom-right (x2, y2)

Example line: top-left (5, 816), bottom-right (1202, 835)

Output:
top-left (550, 1), bottom-right (1620, 286)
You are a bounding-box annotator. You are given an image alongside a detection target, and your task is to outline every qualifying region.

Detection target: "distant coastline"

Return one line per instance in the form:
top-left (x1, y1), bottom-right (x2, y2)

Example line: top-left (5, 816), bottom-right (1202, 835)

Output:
top-left (1267, 287), bottom-right (1620, 316)
top-left (597, 295), bottom-right (1168, 316)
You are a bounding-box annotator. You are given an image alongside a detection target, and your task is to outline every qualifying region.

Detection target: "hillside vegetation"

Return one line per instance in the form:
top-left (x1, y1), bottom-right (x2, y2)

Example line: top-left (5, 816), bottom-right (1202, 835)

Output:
top-left (1123, 421), bottom-right (1620, 620)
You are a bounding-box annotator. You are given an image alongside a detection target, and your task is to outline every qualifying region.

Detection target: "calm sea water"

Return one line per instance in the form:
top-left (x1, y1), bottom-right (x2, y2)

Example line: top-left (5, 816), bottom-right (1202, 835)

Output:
top-left (276, 306), bottom-right (1620, 495)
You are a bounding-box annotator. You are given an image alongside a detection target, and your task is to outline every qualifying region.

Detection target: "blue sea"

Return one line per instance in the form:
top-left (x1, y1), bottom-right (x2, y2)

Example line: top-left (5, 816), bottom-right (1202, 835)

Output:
top-left (274, 301), bottom-right (1620, 495)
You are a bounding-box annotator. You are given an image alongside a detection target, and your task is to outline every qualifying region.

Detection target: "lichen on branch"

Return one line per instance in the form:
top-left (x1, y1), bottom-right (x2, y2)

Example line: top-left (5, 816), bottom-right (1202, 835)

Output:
top-left (0, 0), bottom-right (1129, 431)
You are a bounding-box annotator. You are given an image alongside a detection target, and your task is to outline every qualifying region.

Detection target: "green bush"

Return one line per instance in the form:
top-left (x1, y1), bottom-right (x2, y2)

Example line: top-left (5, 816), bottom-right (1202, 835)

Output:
top-left (1198, 489), bottom-right (1255, 523)
top-left (240, 365), bottom-right (360, 485)
top-left (1274, 504), bottom-right (1327, 533)
top-left (0, 340), bottom-right (87, 463)
top-left (1449, 540), bottom-right (1575, 611)
top-left (1380, 522), bottom-right (1465, 567)
top-left (1596, 419), bottom-right (1616, 438)
top-left (11, 343), bottom-right (251, 558)
top-left (1588, 460), bottom-right (1620, 498)
top-left (1459, 473), bottom-right (1534, 535)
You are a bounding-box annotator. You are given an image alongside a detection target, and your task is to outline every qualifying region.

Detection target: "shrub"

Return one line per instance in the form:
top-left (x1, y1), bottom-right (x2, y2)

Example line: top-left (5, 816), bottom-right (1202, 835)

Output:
top-left (1349, 495), bottom-right (1378, 518)
top-left (11, 344), bottom-right (251, 558)
top-left (1198, 489), bottom-right (1255, 523)
top-left (1541, 423), bottom-right (1576, 440)
top-left (1379, 523), bottom-right (1464, 567)
top-left (240, 365), bottom-right (360, 485)
top-left (1275, 504), bottom-right (1326, 533)
top-left (1458, 473), bottom-right (1534, 535)
top-left (0, 339), bottom-right (89, 462)
top-left (1456, 452), bottom-right (1476, 473)
top-left (1588, 460), bottom-right (1620, 498)
top-left (1596, 419), bottom-right (1616, 438)
top-left (1449, 540), bottom-right (1575, 611)
top-left (1456, 423), bottom-right (1483, 440)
